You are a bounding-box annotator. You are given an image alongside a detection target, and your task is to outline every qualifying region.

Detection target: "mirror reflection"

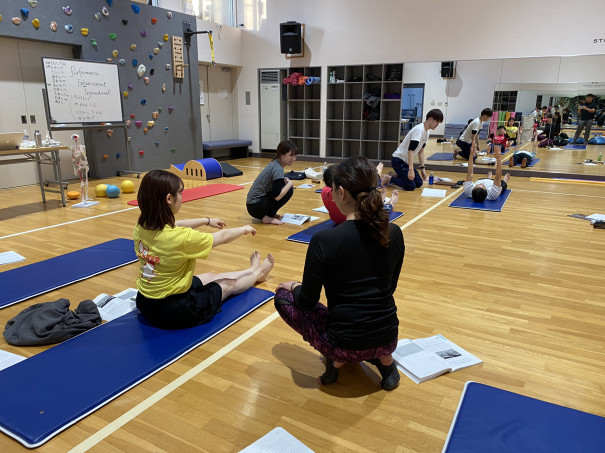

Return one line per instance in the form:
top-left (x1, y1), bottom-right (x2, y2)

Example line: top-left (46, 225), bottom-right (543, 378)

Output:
top-left (401, 55), bottom-right (605, 177)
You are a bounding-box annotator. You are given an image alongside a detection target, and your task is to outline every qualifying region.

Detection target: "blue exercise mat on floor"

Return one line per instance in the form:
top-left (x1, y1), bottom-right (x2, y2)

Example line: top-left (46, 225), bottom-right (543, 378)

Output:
top-left (287, 211), bottom-right (403, 244)
top-left (0, 287), bottom-right (274, 448)
top-left (449, 189), bottom-right (511, 212)
top-left (511, 158), bottom-right (540, 167)
top-left (427, 152), bottom-right (455, 161)
top-left (565, 144), bottom-right (586, 150)
top-left (443, 382), bottom-right (605, 453)
top-left (0, 239), bottom-right (136, 310)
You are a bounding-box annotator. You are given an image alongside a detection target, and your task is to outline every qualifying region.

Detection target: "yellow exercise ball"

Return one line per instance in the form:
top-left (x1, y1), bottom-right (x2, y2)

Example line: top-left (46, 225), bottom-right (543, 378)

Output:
top-left (95, 184), bottom-right (108, 197)
top-left (121, 179), bottom-right (135, 193)
top-left (66, 190), bottom-right (80, 200)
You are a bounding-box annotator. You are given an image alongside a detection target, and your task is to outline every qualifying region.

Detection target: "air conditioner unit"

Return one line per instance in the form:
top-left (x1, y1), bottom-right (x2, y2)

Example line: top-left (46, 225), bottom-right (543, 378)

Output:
top-left (259, 70), bottom-right (286, 150)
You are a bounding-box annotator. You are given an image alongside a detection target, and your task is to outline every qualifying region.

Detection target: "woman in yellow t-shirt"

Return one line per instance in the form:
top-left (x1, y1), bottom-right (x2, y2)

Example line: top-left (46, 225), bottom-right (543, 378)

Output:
top-left (505, 117), bottom-right (522, 146)
top-left (134, 169), bottom-right (274, 329)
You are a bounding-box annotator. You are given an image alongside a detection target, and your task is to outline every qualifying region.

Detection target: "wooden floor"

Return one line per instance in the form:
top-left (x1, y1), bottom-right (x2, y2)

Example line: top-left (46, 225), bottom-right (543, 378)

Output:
top-left (424, 137), bottom-right (605, 177)
top-left (0, 152), bottom-right (605, 452)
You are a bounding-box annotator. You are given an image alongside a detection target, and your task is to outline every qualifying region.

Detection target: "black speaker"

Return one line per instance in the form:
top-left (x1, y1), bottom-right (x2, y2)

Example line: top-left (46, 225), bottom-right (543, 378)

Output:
top-left (441, 61), bottom-right (456, 78)
top-left (280, 21), bottom-right (302, 54)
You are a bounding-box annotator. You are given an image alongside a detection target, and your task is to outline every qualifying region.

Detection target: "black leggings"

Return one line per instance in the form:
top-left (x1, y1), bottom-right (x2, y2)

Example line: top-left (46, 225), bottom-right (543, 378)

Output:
top-left (246, 187), bottom-right (293, 219)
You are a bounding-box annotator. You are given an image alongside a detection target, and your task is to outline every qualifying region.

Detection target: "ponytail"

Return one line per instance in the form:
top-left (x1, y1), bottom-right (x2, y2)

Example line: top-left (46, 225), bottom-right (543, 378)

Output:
top-left (333, 157), bottom-right (390, 246)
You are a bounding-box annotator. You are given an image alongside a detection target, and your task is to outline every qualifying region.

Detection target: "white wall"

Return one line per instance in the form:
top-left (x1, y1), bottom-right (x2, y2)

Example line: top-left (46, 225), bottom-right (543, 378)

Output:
top-left (161, 0), bottom-right (605, 150)
top-left (402, 63), bottom-right (447, 135)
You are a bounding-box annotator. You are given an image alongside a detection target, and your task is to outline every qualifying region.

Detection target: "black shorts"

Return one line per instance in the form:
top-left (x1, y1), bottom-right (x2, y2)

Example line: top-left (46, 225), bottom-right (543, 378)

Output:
top-left (136, 277), bottom-right (223, 329)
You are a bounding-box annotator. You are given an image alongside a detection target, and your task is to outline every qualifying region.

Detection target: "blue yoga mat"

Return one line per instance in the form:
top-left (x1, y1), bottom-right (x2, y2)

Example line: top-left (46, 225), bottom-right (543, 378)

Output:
top-left (511, 158), bottom-right (540, 167)
top-left (427, 152), bottom-right (455, 161)
top-left (443, 382), bottom-right (605, 453)
top-left (287, 211), bottom-right (403, 244)
top-left (449, 190), bottom-right (511, 212)
top-left (0, 239), bottom-right (136, 310)
top-left (565, 144), bottom-right (587, 150)
top-left (0, 287), bottom-right (274, 448)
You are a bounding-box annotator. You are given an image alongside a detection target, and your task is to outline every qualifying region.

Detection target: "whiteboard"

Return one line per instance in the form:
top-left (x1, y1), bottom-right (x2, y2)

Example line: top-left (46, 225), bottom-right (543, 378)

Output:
top-left (42, 57), bottom-right (123, 124)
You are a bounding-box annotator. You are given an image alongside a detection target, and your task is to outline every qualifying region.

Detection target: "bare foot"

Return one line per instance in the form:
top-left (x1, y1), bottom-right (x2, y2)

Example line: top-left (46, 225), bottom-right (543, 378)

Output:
top-left (262, 216), bottom-right (284, 225)
top-left (521, 157), bottom-right (528, 168)
top-left (257, 254), bottom-right (275, 282)
top-left (380, 188), bottom-right (386, 201)
top-left (274, 214), bottom-right (283, 220)
top-left (380, 174), bottom-right (392, 188)
top-left (249, 250), bottom-right (261, 268)
top-left (509, 157), bottom-right (514, 167)
top-left (376, 162), bottom-right (384, 175)
top-left (390, 190), bottom-right (399, 209)
top-left (486, 171), bottom-right (493, 179)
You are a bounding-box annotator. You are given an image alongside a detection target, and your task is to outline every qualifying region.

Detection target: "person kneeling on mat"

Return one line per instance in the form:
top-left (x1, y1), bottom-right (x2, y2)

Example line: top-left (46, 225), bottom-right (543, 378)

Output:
top-left (246, 140), bottom-right (298, 225)
top-left (134, 169), bottom-right (274, 330)
top-left (386, 108), bottom-right (443, 191)
top-left (464, 146), bottom-right (509, 202)
top-left (455, 108), bottom-right (493, 160)
top-left (274, 156), bottom-right (405, 391)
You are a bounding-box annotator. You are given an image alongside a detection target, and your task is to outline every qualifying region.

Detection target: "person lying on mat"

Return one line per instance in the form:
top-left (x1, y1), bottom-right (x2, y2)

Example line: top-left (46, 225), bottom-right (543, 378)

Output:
top-left (509, 149), bottom-right (536, 168)
top-left (134, 169), bottom-right (274, 329)
top-left (455, 108), bottom-right (492, 160)
top-left (246, 140), bottom-right (298, 225)
top-left (274, 156), bottom-right (405, 391)
top-left (464, 147), bottom-right (510, 202)
top-left (385, 108), bottom-right (443, 191)
top-left (322, 163), bottom-right (399, 225)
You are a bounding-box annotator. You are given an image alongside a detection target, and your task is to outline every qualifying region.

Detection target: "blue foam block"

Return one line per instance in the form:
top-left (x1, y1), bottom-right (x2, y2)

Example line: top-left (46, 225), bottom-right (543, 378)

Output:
top-left (427, 152), bottom-right (455, 161)
top-left (512, 158), bottom-right (540, 167)
top-left (588, 136), bottom-right (605, 145)
top-left (565, 144), bottom-right (587, 150)
top-left (449, 190), bottom-right (511, 212)
top-left (173, 162), bottom-right (186, 171)
top-left (0, 239), bottom-right (136, 310)
top-left (0, 287), bottom-right (274, 448)
top-left (443, 382), bottom-right (605, 453)
top-left (287, 211), bottom-right (403, 244)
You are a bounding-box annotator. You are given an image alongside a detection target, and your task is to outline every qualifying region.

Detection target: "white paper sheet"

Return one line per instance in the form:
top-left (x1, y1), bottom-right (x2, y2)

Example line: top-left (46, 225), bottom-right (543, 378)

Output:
top-left (0, 349), bottom-right (26, 371)
top-left (240, 427), bottom-right (314, 453)
top-left (298, 184), bottom-right (316, 189)
top-left (0, 251), bottom-right (26, 265)
top-left (421, 188), bottom-right (447, 198)
top-left (312, 206), bottom-right (329, 213)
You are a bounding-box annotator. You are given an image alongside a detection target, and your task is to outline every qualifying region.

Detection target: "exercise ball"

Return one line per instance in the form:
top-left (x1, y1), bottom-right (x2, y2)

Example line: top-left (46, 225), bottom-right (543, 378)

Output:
top-left (66, 190), bottom-right (80, 200)
top-left (121, 179), bottom-right (135, 193)
top-left (106, 185), bottom-right (120, 198)
top-left (95, 184), bottom-right (108, 197)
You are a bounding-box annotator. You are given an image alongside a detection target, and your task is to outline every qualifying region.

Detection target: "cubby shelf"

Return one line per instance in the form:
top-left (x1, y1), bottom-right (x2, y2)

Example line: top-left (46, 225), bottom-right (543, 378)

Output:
top-left (285, 64), bottom-right (404, 160)
top-left (286, 67), bottom-right (321, 156)
top-left (326, 63), bottom-right (403, 160)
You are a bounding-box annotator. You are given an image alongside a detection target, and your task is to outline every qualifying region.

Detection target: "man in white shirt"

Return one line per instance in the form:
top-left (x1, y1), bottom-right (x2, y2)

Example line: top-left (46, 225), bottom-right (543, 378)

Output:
top-left (385, 109), bottom-right (443, 191)
top-left (463, 145), bottom-right (510, 202)
top-left (455, 108), bottom-right (492, 160)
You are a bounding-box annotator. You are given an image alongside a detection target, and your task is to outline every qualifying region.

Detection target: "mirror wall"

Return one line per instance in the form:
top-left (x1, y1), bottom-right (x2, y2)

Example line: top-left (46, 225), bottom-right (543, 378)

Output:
top-left (402, 54), bottom-right (605, 176)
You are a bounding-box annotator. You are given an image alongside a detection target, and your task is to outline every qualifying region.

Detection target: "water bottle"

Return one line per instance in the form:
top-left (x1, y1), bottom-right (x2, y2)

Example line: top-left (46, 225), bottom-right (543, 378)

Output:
top-left (22, 130), bottom-right (29, 148)
top-left (322, 162), bottom-right (327, 173)
top-left (599, 152), bottom-right (603, 162)
top-left (429, 172), bottom-right (434, 185)
top-left (34, 130), bottom-right (42, 147)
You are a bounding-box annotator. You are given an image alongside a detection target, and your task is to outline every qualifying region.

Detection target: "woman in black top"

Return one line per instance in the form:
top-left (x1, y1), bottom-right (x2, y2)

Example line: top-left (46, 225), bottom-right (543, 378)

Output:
top-left (274, 156), bottom-right (405, 390)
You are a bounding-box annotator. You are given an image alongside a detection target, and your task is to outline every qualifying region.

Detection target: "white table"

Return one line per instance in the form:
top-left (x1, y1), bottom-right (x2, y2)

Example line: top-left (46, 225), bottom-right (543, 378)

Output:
top-left (0, 145), bottom-right (69, 206)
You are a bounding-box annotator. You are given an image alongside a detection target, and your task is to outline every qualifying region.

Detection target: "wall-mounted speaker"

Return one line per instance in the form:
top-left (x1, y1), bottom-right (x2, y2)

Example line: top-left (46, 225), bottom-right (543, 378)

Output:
top-left (441, 61), bottom-right (456, 78)
top-left (280, 21), bottom-right (302, 54)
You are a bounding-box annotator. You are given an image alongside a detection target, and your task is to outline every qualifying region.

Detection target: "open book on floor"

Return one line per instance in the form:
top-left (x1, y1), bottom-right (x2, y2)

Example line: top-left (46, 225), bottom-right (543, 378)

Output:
top-left (392, 334), bottom-right (482, 384)
top-left (93, 288), bottom-right (138, 322)
top-left (281, 213), bottom-right (320, 225)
